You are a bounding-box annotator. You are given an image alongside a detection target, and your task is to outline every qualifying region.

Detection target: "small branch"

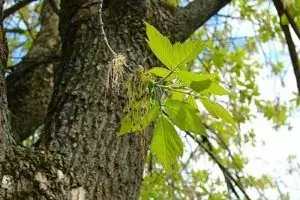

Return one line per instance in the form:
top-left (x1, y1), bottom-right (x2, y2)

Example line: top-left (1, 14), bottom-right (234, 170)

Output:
top-left (275, 0), bottom-right (300, 40)
top-left (185, 131), bottom-right (251, 200)
top-left (18, 10), bottom-right (34, 40)
top-left (4, 28), bottom-right (27, 34)
top-left (273, 0), bottom-right (300, 95)
top-left (285, 11), bottom-right (300, 40)
top-left (98, 0), bottom-right (117, 56)
top-left (7, 54), bottom-right (60, 72)
top-left (4, 0), bottom-right (37, 19)
top-left (171, 0), bottom-right (231, 41)
top-left (200, 133), bottom-right (241, 199)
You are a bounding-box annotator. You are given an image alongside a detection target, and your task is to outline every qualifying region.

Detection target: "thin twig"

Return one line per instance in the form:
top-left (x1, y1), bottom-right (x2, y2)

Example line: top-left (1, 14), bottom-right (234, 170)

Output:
top-left (18, 10), bottom-right (34, 40)
top-left (98, 0), bottom-right (117, 56)
top-left (200, 132), bottom-right (241, 200)
top-left (4, 0), bottom-right (37, 19)
top-left (4, 28), bottom-right (27, 34)
top-left (185, 131), bottom-right (251, 200)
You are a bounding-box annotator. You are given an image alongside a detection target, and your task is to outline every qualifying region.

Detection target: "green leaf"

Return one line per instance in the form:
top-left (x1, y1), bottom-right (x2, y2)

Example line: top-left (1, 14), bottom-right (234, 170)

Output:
top-left (297, 0), bottom-right (300, 8)
top-left (186, 95), bottom-right (198, 109)
top-left (176, 71), bottom-right (218, 92)
top-left (190, 79), bottom-right (212, 92)
top-left (148, 67), bottom-right (170, 77)
top-left (145, 22), bottom-right (173, 69)
top-left (171, 40), bottom-right (206, 67)
top-left (151, 115), bottom-right (183, 172)
top-left (176, 71), bottom-right (218, 84)
top-left (164, 99), bottom-right (206, 135)
top-left (148, 67), bottom-right (174, 81)
top-left (118, 106), bottom-right (160, 136)
top-left (202, 82), bottom-right (232, 96)
top-left (171, 90), bottom-right (185, 101)
top-left (145, 22), bottom-right (205, 69)
top-left (201, 98), bottom-right (235, 125)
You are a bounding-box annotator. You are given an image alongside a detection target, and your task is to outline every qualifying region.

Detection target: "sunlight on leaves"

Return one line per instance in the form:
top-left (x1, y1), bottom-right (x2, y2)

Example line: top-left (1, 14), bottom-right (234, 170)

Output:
top-left (151, 115), bottom-right (183, 172)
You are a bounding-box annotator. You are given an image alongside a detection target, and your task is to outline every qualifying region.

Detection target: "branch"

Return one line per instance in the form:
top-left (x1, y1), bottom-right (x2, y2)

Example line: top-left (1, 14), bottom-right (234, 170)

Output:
top-left (3, 0), bottom-right (37, 19)
top-left (273, 0), bottom-right (300, 95)
top-left (285, 11), bottom-right (300, 40)
top-left (171, 0), bottom-right (231, 41)
top-left (4, 28), bottom-right (27, 34)
top-left (185, 132), bottom-right (251, 200)
top-left (276, 0), bottom-right (300, 40)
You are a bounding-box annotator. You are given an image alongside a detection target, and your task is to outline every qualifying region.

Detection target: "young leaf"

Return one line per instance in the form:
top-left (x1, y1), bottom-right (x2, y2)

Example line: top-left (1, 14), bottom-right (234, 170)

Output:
top-left (176, 70), bottom-right (217, 92)
top-left (164, 99), bottom-right (206, 135)
top-left (151, 115), bottom-right (183, 172)
top-left (200, 98), bottom-right (235, 125)
top-left (145, 22), bottom-right (173, 69)
top-left (171, 40), bottom-right (205, 67)
top-left (171, 90), bottom-right (185, 101)
top-left (148, 67), bottom-right (175, 81)
top-left (186, 95), bottom-right (198, 109)
top-left (202, 82), bottom-right (232, 96)
top-left (145, 22), bottom-right (205, 69)
top-left (148, 67), bottom-right (170, 78)
top-left (190, 79), bottom-right (212, 92)
top-left (176, 71), bottom-right (218, 85)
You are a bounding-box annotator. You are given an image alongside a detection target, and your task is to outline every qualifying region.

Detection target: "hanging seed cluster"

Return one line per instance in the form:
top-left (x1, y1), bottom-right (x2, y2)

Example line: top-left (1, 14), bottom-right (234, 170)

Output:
top-left (123, 66), bottom-right (152, 131)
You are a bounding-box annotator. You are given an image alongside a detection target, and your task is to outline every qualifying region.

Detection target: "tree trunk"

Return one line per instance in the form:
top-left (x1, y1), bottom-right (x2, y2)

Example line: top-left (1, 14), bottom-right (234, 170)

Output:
top-left (0, 0), bottom-right (230, 199)
top-left (38, 1), bottom-right (157, 198)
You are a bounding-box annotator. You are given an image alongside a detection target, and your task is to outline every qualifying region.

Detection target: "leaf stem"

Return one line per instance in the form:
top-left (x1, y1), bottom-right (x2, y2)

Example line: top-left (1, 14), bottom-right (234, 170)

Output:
top-left (157, 84), bottom-right (199, 98)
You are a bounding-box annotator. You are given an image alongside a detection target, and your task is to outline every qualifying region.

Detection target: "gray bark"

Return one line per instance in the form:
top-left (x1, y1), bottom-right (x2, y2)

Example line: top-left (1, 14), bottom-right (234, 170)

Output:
top-left (0, 0), bottom-right (13, 160)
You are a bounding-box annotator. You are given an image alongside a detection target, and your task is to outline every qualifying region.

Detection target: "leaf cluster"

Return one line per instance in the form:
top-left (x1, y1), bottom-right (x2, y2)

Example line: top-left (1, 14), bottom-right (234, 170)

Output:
top-left (119, 22), bottom-right (236, 173)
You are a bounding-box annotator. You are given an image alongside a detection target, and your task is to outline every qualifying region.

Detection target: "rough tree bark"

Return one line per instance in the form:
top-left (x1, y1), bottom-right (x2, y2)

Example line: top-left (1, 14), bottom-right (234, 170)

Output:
top-left (0, 0), bottom-right (230, 199)
top-left (0, 0), bottom-right (13, 160)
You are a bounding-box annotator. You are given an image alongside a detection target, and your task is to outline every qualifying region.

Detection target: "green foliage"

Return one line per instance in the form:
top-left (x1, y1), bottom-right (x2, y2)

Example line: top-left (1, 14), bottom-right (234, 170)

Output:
top-left (148, 67), bottom-right (170, 78)
top-left (140, 1), bottom-right (300, 198)
top-left (255, 99), bottom-right (289, 127)
top-left (119, 22), bottom-right (235, 174)
top-left (200, 98), bottom-right (235, 125)
top-left (165, 99), bottom-right (206, 135)
top-left (151, 115), bottom-right (183, 172)
top-left (145, 22), bottom-right (205, 70)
